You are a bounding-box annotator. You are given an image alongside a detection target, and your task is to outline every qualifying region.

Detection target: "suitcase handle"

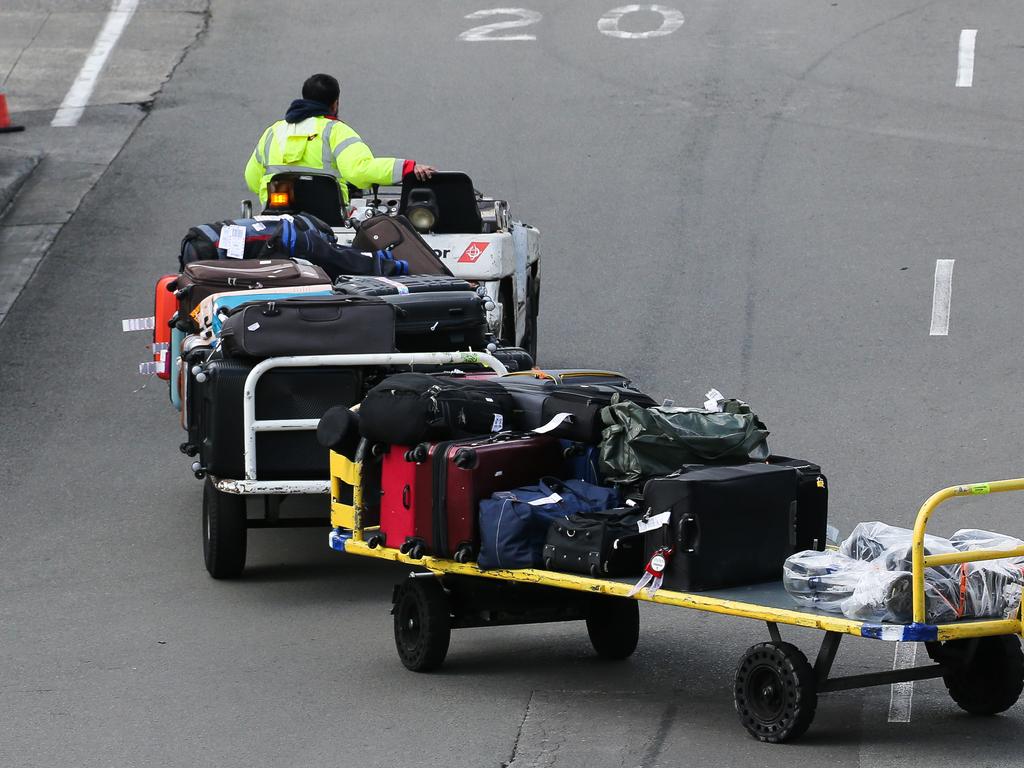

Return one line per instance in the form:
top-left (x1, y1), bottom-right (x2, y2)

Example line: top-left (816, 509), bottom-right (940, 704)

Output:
top-left (678, 513), bottom-right (700, 554)
top-left (402, 484), bottom-right (411, 509)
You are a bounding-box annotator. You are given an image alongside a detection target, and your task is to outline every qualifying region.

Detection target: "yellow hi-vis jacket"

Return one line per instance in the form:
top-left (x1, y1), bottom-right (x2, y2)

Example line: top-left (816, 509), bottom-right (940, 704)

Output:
top-left (244, 116), bottom-right (408, 205)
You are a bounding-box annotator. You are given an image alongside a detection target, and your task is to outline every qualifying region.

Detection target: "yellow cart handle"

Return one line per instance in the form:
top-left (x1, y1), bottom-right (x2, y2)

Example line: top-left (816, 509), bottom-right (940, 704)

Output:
top-left (911, 478), bottom-right (1024, 624)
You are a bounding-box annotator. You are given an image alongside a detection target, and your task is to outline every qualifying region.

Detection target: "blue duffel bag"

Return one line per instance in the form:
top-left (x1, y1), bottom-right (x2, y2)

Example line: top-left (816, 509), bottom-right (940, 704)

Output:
top-left (477, 477), bottom-right (619, 570)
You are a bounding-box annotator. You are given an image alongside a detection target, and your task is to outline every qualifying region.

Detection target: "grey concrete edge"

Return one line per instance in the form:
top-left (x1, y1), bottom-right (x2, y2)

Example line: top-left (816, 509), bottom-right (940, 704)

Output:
top-left (0, 147), bottom-right (43, 219)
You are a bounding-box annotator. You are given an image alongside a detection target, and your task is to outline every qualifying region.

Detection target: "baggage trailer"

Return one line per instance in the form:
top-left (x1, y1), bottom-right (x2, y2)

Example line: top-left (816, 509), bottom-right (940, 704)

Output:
top-left (329, 460), bottom-right (1024, 743)
top-left (197, 351), bottom-right (508, 579)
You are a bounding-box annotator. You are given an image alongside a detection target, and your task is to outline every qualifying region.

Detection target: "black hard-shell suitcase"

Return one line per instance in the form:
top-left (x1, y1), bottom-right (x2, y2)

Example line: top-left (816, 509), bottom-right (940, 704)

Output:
top-left (383, 291), bottom-right (489, 352)
top-left (191, 358), bottom-right (363, 479)
top-left (641, 463), bottom-right (799, 591)
top-left (768, 456), bottom-right (829, 552)
top-left (218, 295), bottom-right (396, 359)
top-left (334, 274), bottom-right (473, 296)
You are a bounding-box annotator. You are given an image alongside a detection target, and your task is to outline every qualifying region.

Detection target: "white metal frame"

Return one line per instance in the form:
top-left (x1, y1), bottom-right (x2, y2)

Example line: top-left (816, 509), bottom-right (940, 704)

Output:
top-left (212, 350), bottom-right (508, 495)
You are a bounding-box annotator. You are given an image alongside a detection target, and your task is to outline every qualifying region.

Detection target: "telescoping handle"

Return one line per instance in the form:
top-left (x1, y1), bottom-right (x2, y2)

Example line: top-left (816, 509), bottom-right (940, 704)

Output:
top-left (910, 478), bottom-right (1024, 624)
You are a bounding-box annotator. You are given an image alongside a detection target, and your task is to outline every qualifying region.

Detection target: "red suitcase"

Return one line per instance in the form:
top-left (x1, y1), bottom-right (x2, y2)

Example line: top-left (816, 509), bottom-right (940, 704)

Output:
top-left (153, 274), bottom-right (177, 380)
top-left (378, 433), bottom-right (565, 562)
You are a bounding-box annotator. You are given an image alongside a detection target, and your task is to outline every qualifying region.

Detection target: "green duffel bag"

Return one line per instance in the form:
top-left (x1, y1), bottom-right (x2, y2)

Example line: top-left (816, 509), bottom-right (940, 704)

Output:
top-left (598, 401), bottom-right (771, 483)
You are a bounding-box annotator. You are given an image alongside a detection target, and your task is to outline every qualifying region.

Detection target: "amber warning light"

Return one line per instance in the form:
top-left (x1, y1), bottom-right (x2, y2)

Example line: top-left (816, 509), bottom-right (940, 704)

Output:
top-left (269, 192), bottom-right (290, 207)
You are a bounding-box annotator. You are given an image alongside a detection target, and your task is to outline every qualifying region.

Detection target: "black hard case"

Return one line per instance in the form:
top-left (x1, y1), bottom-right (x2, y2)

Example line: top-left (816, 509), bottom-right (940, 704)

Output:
top-left (383, 291), bottom-right (489, 352)
top-left (768, 456), bottom-right (829, 552)
top-left (192, 358), bottom-right (363, 479)
top-left (641, 463), bottom-right (800, 591)
top-left (334, 274), bottom-right (473, 296)
top-left (218, 295), bottom-right (396, 359)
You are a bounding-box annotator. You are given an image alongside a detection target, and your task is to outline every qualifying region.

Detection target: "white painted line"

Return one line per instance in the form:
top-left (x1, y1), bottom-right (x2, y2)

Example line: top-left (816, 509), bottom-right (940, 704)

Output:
top-left (930, 259), bottom-right (955, 336)
top-left (51, 0), bottom-right (139, 127)
top-left (598, 5), bottom-right (685, 39)
top-left (955, 29), bottom-right (977, 88)
top-left (888, 642), bottom-right (918, 723)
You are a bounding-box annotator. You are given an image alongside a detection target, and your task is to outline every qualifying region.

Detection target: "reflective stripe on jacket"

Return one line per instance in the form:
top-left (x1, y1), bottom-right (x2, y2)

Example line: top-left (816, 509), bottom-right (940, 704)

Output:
top-left (244, 116), bottom-right (408, 204)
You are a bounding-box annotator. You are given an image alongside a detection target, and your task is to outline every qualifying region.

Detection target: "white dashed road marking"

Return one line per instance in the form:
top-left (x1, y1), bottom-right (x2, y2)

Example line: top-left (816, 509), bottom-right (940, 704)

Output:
top-left (955, 29), bottom-right (977, 88)
top-left (888, 642), bottom-right (918, 723)
top-left (52, 0), bottom-right (139, 127)
top-left (930, 259), bottom-right (955, 336)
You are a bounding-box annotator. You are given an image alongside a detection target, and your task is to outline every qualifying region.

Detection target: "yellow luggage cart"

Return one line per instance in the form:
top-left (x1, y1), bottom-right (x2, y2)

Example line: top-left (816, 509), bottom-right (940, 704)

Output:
top-left (329, 445), bottom-right (1024, 743)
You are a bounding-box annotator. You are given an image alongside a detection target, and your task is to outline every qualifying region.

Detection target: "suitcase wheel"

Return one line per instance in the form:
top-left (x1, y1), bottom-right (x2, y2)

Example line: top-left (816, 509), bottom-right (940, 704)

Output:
top-left (453, 544), bottom-right (474, 564)
top-left (399, 539), bottom-right (414, 555)
top-left (405, 444), bottom-right (428, 463)
top-left (408, 542), bottom-right (426, 560)
top-left (366, 534), bottom-right (385, 549)
top-left (179, 442), bottom-right (199, 457)
top-left (453, 448), bottom-right (476, 469)
top-left (543, 556), bottom-right (553, 570)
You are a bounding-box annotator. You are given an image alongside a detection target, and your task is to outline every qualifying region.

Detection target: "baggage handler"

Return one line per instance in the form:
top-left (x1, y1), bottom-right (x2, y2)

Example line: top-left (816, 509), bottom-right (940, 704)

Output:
top-left (244, 73), bottom-right (436, 206)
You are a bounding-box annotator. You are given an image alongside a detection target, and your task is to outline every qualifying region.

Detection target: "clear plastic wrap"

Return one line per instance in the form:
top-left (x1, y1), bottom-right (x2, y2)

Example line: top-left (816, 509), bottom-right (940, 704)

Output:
top-left (951, 528), bottom-right (1024, 569)
top-left (783, 520), bottom-right (1024, 623)
top-left (782, 550), bottom-right (874, 612)
top-left (839, 521), bottom-right (959, 578)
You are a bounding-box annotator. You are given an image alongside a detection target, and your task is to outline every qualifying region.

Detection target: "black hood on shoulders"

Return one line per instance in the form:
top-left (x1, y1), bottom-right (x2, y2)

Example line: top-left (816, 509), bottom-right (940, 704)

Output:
top-left (284, 99), bottom-right (334, 124)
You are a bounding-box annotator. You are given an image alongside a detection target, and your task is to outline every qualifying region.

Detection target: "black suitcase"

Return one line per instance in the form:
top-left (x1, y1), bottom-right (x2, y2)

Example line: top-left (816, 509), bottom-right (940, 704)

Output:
top-left (768, 456), bottom-right (829, 552)
top-left (218, 295), bottom-right (396, 359)
top-left (191, 358), bottom-right (364, 479)
top-left (383, 291), bottom-right (489, 352)
top-left (492, 376), bottom-right (657, 441)
top-left (359, 372), bottom-right (516, 446)
top-left (641, 464), bottom-right (799, 591)
top-left (334, 274), bottom-right (473, 296)
top-left (542, 508), bottom-right (645, 577)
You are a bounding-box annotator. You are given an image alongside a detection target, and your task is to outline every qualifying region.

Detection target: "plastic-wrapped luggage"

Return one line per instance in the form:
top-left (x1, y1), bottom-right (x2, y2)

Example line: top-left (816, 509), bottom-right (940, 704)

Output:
top-left (784, 522), bottom-right (1024, 623)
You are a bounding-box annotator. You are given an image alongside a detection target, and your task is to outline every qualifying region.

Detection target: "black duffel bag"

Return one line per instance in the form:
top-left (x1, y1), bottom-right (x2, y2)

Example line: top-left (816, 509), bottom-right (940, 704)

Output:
top-left (218, 295), bottom-right (396, 359)
top-left (542, 507), bottom-right (645, 577)
top-left (358, 372), bottom-right (516, 446)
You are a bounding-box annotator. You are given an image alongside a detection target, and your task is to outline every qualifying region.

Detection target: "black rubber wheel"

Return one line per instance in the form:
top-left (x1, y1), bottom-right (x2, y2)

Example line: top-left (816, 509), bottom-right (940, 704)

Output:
top-left (586, 596), bottom-right (640, 660)
top-left (392, 577), bottom-right (451, 672)
top-left (941, 635), bottom-right (1024, 715)
top-left (734, 641), bottom-right (817, 743)
top-left (202, 478), bottom-right (247, 579)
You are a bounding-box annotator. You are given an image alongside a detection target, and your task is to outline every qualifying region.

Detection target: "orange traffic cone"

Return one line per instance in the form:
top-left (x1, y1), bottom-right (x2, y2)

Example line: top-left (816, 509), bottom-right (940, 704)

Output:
top-left (0, 93), bottom-right (25, 133)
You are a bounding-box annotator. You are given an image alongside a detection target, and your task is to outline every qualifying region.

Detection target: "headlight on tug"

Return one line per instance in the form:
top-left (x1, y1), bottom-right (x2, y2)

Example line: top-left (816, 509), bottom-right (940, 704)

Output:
top-left (406, 187), bottom-right (439, 232)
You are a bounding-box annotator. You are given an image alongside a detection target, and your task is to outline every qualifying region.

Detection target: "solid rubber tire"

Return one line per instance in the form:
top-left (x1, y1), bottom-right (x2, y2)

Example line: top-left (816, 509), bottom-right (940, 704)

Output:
top-left (942, 635), bottom-right (1024, 715)
top-left (586, 597), bottom-right (640, 660)
top-left (393, 578), bottom-right (451, 672)
top-left (734, 641), bottom-right (817, 743)
top-left (202, 478), bottom-right (247, 579)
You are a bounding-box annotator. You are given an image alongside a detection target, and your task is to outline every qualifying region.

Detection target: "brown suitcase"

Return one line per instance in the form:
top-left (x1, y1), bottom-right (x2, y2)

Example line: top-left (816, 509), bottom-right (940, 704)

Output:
top-left (172, 259), bottom-right (330, 328)
top-left (352, 215), bottom-right (452, 276)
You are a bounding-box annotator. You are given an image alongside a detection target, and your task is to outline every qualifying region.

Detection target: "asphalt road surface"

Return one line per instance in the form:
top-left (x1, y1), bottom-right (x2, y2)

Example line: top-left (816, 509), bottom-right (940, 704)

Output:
top-left (2, 1), bottom-right (1023, 766)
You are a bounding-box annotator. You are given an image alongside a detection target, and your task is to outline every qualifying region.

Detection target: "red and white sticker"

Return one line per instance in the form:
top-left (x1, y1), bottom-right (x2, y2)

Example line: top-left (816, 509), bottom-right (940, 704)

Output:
top-left (458, 241), bottom-right (490, 264)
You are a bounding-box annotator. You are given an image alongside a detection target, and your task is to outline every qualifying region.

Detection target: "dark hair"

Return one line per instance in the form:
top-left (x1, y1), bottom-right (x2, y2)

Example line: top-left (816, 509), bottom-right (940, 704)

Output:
top-left (302, 74), bottom-right (340, 106)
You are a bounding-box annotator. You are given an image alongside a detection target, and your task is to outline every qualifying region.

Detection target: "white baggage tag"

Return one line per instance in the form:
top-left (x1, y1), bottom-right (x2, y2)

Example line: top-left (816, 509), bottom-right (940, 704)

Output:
top-left (122, 316), bottom-right (155, 332)
top-left (637, 511), bottom-right (671, 533)
top-left (219, 225), bottom-right (247, 259)
top-left (138, 361), bottom-right (161, 375)
top-left (251, 221), bottom-right (266, 232)
top-left (533, 412), bottom-right (573, 434)
top-left (491, 413), bottom-right (504, 432)
top-left (704, 388), bottom-right (725, 412)
top-left (528, 493), bottom-right (562, 506)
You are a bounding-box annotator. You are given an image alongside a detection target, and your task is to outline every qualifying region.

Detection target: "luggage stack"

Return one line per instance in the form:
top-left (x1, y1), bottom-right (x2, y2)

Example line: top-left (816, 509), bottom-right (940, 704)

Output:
top-left (152, 213), bottom-right (534, 485)
top-left (348, 372), bottom-right (829, 590)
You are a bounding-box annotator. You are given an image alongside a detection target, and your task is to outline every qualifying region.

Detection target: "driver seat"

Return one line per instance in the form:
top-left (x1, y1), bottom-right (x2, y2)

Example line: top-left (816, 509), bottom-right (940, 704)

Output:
top-left (263, 172), bottom-right (346, 226)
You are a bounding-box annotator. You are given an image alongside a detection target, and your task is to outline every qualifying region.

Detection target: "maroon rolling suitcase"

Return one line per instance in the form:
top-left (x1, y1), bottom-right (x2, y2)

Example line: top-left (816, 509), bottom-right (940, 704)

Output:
top-left (377, 433), bottom-right (565, 562)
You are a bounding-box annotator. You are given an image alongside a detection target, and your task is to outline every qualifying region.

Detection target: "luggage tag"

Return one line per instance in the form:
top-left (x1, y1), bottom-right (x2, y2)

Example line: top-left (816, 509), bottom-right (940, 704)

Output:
top-left (629, 547), bottom-right (674, 597)
top-left (122, 316), bottom-right (155, 332)
top-left (219, 224), bottom-right (247, 259)
top-left (533, 412), bottom-right (573, 434)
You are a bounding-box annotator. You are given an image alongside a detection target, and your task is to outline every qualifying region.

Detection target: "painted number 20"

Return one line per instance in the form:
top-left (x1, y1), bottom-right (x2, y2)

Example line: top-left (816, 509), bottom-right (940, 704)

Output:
top-left (459, 5), bottom-right (685, 42)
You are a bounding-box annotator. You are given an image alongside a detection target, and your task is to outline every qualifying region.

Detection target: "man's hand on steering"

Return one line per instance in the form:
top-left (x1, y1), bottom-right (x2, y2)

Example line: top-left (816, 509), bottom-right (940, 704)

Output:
top-left (413, 164), bottom-right (436, 181)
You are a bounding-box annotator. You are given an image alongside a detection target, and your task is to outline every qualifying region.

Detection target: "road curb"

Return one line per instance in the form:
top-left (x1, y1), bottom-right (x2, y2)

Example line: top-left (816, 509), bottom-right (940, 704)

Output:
top-left (0, 147), bottom-right (42, 218)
